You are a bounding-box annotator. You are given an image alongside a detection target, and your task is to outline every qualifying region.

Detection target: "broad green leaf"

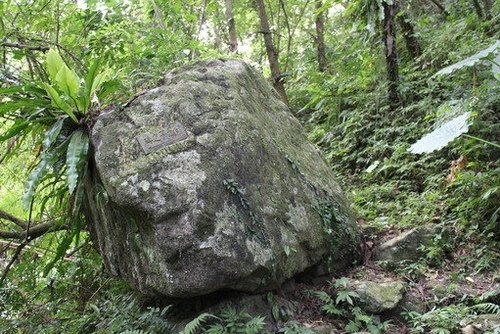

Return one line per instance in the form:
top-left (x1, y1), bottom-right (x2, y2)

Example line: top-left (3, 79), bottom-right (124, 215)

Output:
top-left (42, 118), bottom-right (65, 149)
top-left (46, 49), bottom-right (65, 83)
top-left (0, 99), bottom-right (49, 115)
top-left (0, 119), bottom-right (30, 141)
top-left (83, 59), bottom-right (101, 110)
top-left (97, 79), bottom-right (121, 102)
top-left (0, 84), bottom-right (48, 97)
top-left (42, 83), bottom-right (79, 123)
top-left (0, 85), bottom-right (26, 94)
top-left (90, 69), bottom-right (110, 98)
top-left (85, 58), bottom-right (101, 97)
top-left (66, 130), bottom-right (89, 194)
top-left (432, 40), bottom-right (500, 78)
top-left (55, 64), bottom-right (81, 100)
top-left (23, 151), bottom-right (55, 209)
top-left (409, 112), bottom-right (471, 154)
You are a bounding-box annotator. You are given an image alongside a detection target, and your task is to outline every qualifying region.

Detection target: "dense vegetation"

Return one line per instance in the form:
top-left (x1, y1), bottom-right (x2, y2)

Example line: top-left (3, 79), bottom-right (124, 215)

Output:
top-left (0, 0), bottom-right (498, 332)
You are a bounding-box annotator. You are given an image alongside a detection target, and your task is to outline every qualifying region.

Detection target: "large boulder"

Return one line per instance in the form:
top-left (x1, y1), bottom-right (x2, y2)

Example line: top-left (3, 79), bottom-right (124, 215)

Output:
top-left (84, 59), bottom-right (360, 298)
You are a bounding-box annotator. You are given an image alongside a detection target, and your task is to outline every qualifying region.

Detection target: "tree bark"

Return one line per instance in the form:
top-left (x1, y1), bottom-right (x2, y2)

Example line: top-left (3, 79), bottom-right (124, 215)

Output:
top-left (225, 0), bottom-right (238, 53)
top-left (482, 0), bottom-right (492, 20)
top-left (315, 0), bottom-right (328, 72)
top-left (255, 0), bottom-right (288, 104)
top-left (427, 0), bottom-right (449, 17)
top-left (382, 1), bottom-right (402, 110)
top-left (471, 0), bottom-right (483, 19)
top-left (397, 13), bottom-right (422, 59)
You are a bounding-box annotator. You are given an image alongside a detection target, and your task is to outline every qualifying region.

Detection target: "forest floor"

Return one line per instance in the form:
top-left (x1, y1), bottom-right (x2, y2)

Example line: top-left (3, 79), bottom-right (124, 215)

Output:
top-left (264, 223), bottom-right (500, 333)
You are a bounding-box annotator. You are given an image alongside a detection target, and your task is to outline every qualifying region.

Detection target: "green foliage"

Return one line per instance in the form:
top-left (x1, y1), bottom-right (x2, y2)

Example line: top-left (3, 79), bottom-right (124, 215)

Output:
top-left (180, 313), bottom-right (219, 334)
top-left (183, 307), bottom-right (267, 334)
top-left (403, 302), bottom-right (500, 334)
top-left (432, 40), bottom-right (500, 78)
top-left (0, 0), bottom-right (499, 331)
top-left (309, 278), bottom-right (392, 332)
top-left (276, 320), bottom-right (314, 334)
top-left (0, 243), bottom-right (173, 334)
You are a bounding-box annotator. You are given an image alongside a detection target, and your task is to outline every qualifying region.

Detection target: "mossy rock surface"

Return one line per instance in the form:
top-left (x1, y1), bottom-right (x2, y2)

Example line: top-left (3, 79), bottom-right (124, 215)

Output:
top-left (85, 59), bottom-right (360, 298)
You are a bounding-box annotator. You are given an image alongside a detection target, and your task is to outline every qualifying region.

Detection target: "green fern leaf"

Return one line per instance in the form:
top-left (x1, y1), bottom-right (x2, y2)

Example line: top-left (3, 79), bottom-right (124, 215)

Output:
top-left (246, 315), bottom-right (266, 332)
top-left (181, 313), bottom-right (219, 334)
top-left (471, 303), bottom-right (500, 315)
top-left (66, 130), bottom-right (89, 194)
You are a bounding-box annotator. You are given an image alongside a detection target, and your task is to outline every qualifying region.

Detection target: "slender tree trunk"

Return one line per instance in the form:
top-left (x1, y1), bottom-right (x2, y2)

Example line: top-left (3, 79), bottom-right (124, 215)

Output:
top-left (471, 0), bottom-right (483, 19)
top-left (192, 0), bottom-right (209, 60)
top-left (255, 0), bottom-right (288, 104)
top-left (482, 0), bottom-right (495, 35)
top-left (382, 1), bottom-right (402, 110)
top-left (427, 0), bottom-right (449, 17)
top-left (397, 13), bottom-right (422, 59)
top-left (225, 0), bottom-right (238, 53)
top-left (482, 0), bottom-right (492, 20)
top-left (315, 0), bottom-right (328, 72)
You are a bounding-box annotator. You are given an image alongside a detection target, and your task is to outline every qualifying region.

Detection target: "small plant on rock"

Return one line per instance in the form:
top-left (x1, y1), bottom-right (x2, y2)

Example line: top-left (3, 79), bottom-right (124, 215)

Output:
top-left (309, 277), bottom-right (393, 333)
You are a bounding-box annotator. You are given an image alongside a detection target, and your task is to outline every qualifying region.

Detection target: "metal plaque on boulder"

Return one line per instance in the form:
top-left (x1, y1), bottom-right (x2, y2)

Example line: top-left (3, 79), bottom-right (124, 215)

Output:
top-left (136, 122), bottom-right (189, 154)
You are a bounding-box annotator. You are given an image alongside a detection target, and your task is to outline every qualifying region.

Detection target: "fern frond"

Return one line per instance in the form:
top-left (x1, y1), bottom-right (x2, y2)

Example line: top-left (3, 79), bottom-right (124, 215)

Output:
top-left (180, 312), bottom-right (218, 334)
top-left (245, 315), bottom-right (266, 333)
top-left (471, 303), bottom-right (500, 315)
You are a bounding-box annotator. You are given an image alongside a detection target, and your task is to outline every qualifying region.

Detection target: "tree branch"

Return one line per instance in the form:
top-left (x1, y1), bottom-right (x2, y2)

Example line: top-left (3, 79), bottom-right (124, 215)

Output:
top-left (0, 242), bottom-right (26, 286)
top-left (0, 221), bottom-right (67, 241)
top-left (0, 42), bottom-right (49, 51)
top-left (0, 209), bottom-right (27, 229)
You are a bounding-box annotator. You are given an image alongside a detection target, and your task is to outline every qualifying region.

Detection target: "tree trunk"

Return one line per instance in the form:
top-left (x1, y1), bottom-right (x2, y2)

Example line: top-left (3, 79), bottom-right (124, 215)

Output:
top-left (225, 0), bottom-right (238, 53)
top-left (315, 0), bottom-right (328, 72)
top-left (482, 0), bottom-right (492, 20)
top-left (255, 0), bottom-right (288, 104)
top-left (471, 0), bottom-right (483, 19)
top-left (427, 0), bottom-right (449, 17)
top-left (397, 13), bottom-right (422, 59)
top-left (382, 1), bottom-right (402, 110)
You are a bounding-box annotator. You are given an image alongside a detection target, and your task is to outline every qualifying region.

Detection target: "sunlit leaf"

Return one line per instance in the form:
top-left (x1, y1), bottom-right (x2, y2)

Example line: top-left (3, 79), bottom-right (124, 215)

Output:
top-left (0, 99), bottom-right (49, 115)
top-left (90, 69), bottom-right (110, 98)
top-left (23, 152), bottom-right (54, 209)
top-left (42, 118), bottom-right (65, 149)
top-left (409, 112), bottom-right (471, 154)
top-left (66, 130), bottom-right (89, 194)
top-left (0, 119), bottom-right (30, 141)
top-left (97, 79), bottom-right (121, 102)
top-left (84, 58), bottom-right (101, 109)
top-left (42, 83), bottom-right (78, 123)
top-left (432, 40), bottom-right (500, 78)
top-left (55, 65), bottom-right (81, 100)
top-left (85, 58), bottom-right (101, 96)
top-left (46, 49), bottom-right (65, 83)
